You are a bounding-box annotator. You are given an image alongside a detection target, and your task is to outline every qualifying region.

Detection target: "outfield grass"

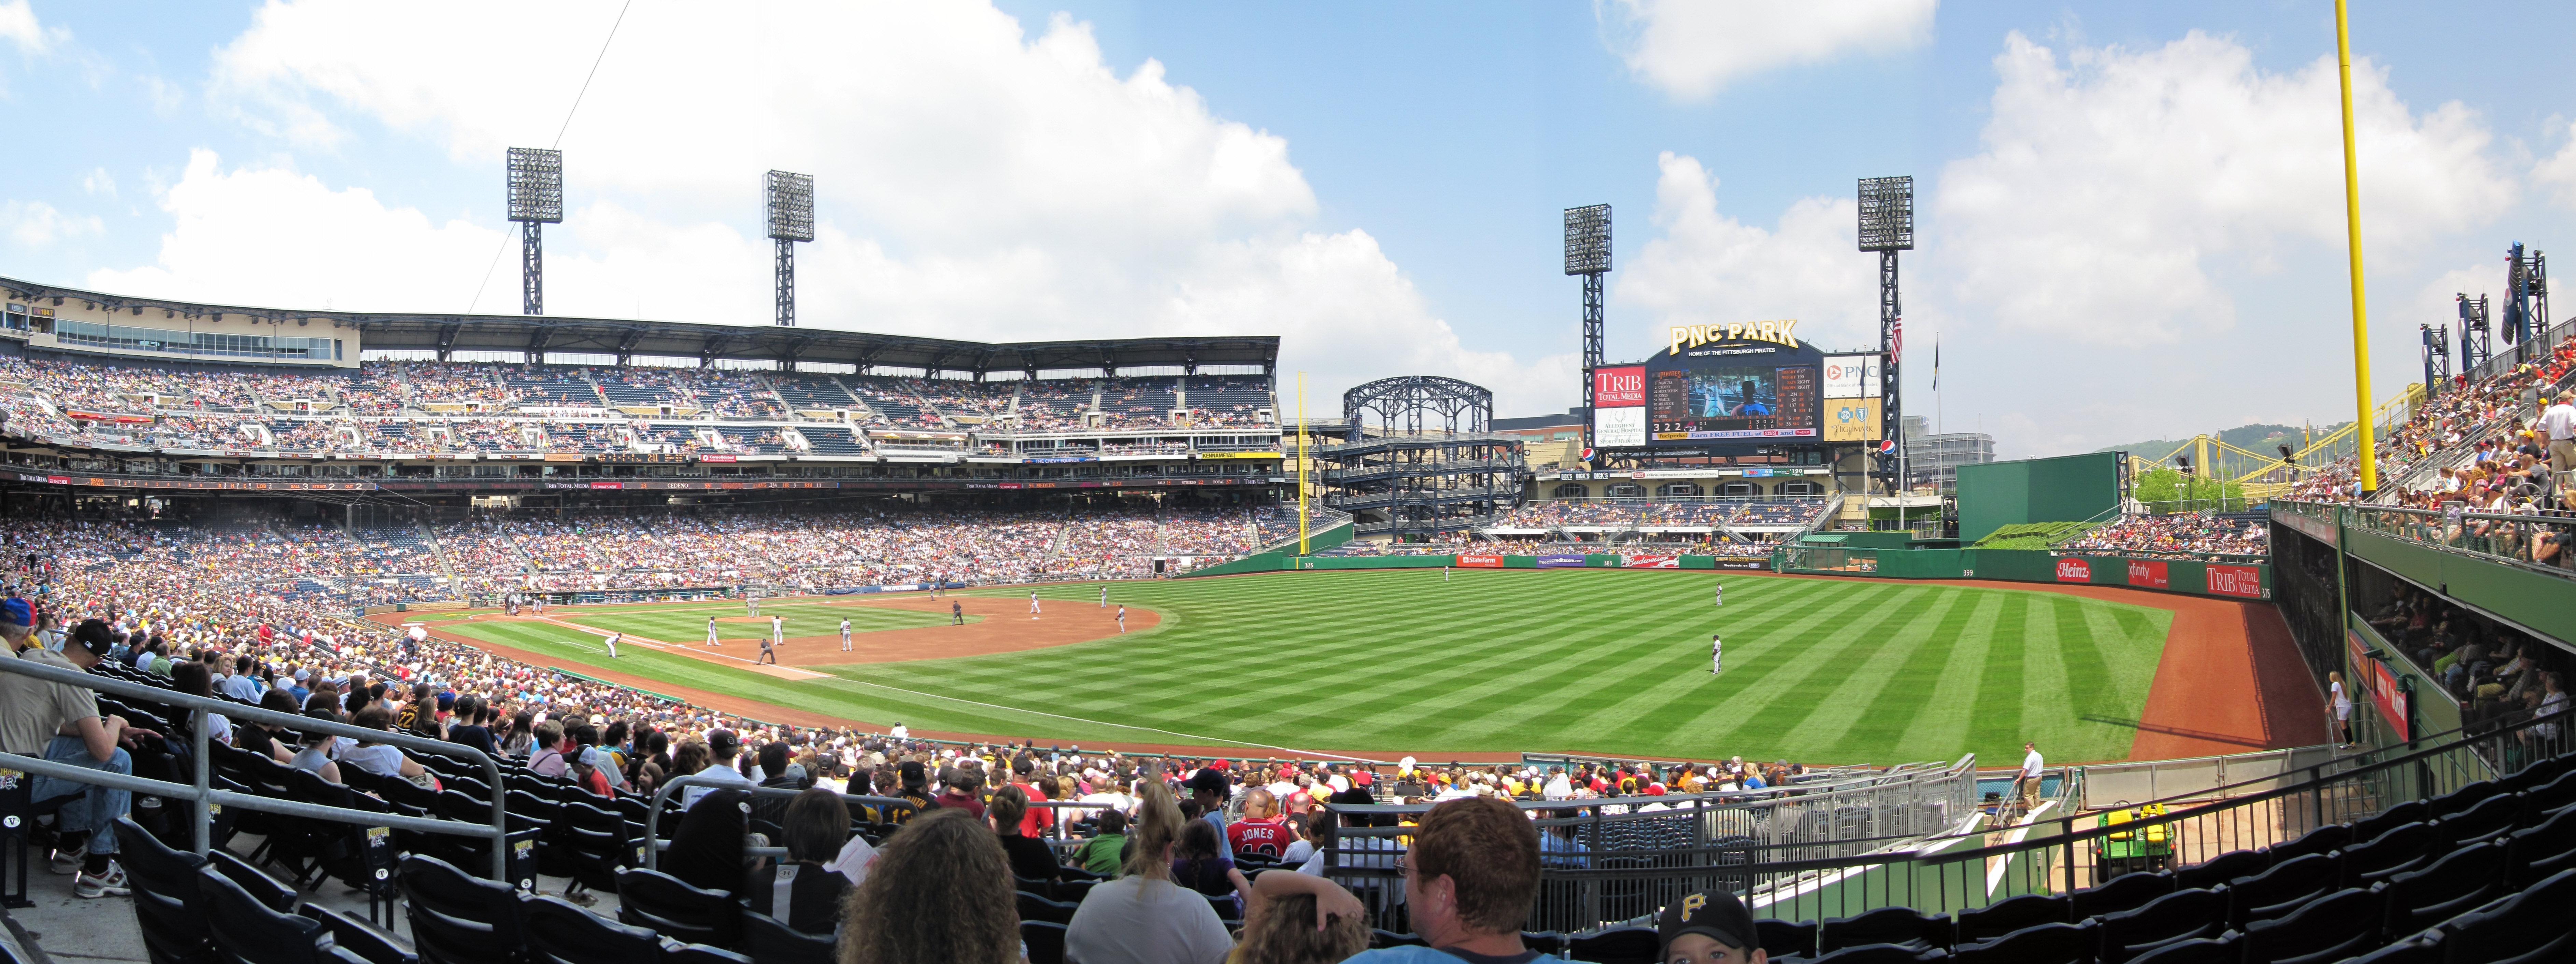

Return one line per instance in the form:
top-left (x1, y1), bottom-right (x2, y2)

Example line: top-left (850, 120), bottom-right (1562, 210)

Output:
top-left (437, 570), bottom-right (2173, 765)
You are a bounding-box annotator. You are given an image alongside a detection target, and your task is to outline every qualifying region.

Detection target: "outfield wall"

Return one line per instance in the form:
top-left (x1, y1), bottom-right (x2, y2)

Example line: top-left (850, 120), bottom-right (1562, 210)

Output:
top-left (1784, 546), bottom-right (2271, 601)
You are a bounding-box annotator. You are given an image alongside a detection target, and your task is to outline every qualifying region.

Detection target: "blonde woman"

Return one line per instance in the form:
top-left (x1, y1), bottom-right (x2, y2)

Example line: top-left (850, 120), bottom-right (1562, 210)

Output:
top-left (2329, 671), bottom-right (2353, 747)
top-left (1064, 780), bottom-right (1236, 964)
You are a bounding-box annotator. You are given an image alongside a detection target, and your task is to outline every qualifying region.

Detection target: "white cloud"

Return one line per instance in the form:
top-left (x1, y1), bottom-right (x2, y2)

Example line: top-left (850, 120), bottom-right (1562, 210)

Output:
top-left (101, 2), bottom-right (1567, 411)
top-left (1600, 0), bottom-right (1936, 100)
top-left (2533, 120), bottom-right (2576, 212)
top-left (0, 0), bottom-right (63, 56)
top-left (1611, 152), bottom-right (1881, 357)
top-left (87, 150), bottom-right (504, 311)
top-left (1936, 31), bottom-right (2514, 344)
top-left (81, 168), bottom-right (116, 197)
top-left (1, 199), bottom-right (102, 247)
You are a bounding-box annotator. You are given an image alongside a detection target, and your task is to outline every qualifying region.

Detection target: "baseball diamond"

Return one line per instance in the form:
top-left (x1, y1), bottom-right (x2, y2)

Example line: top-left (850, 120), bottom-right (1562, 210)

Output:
top-left (407, 568), bottom-right (2310, 765)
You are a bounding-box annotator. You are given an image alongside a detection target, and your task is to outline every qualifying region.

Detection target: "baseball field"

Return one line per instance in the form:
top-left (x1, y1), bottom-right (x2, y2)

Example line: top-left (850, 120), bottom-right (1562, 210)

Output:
top-left (400, 567), bottom-right (2310, 766)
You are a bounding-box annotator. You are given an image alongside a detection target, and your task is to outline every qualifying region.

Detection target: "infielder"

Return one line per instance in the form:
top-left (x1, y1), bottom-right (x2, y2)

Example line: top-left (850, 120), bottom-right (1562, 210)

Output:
top-left (1116, 605), bottom-right (1127, 633)
top-left (706, 615), bottom-right (721, 647)
top-left (604, 631), bottom-right (621, 658)
top-left (1100, 585), bottom-right (1108, 607)
top-left (1029, 591), bottom-right (1041, 620)
top-left (951, 601), bottom-right (965, 625)
top-left (760, 616), bottom-right (781, 665)
top-left (839, 617), bottom-right (853, 652)
top-left (1711, 632), bottom-right (1723, 675)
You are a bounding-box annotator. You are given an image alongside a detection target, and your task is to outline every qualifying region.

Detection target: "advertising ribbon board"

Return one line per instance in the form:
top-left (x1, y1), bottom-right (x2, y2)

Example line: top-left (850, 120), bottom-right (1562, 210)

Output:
top-left (1624, 554), bottom-right (1680, 569)
top-left (2054, 558), bottom-right (2092, 583)
top-left (2206, 564), bottom-right (2264, 599)
top-left (2372, 660), bottom-right (2409, 741)
top-left (2126, 559), bottom-right (2168, 589)
top-left (1453, 554), bottom-right (1505, 569)
top-left (1533, 554), bottom-right (1585, 569)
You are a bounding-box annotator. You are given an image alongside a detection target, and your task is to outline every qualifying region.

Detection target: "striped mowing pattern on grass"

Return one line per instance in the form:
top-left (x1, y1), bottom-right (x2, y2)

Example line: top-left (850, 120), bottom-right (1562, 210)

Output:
top-left (556, 602), bottom-right (954, 645)
top-left (438, 570), bottom-right (2169, 764)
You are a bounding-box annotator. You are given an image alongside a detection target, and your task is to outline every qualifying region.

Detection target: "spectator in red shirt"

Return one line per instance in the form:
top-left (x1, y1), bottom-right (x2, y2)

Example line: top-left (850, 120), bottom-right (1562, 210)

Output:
top-left (1227, 787), bottom-right (1290, 857)
top-left (1009, 757), bottom-right (1055, 839)
top-left (938, 768), bottom-right (987, 820)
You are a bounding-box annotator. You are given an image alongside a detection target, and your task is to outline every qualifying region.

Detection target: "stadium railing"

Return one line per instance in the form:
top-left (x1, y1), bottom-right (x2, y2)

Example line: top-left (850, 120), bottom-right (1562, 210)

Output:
top-left (1324, 700), bottom-right (2573, 932)
top-left (1322, 756), bottom-right (1981, 932)
top-left (638, 773), bottom-right (920, 868)
top-left (0, 655), bottom-right (512, 882)
top-left (2342, 503), bottom-right (2576, 582)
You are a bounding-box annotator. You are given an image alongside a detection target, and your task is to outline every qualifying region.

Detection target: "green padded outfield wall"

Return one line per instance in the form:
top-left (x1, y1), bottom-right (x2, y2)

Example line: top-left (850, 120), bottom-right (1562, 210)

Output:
top-left (1955, 451), bottom-right (2123, 544)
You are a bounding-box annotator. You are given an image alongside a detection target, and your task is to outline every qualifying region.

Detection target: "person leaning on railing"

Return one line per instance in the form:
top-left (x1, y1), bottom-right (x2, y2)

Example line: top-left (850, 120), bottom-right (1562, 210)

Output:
top-left (0, 611), bottom-right (158, 898)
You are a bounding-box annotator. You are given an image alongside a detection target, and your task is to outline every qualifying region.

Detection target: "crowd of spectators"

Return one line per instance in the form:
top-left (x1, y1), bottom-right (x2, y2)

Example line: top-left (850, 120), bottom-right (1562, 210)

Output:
top-left (2362, 582), bottom-right (2572, 728)
top-left (2063, 514), bottom-right (2267, 557)
top-left (0, 357), bottom-right (1282, 459)
top-left (1489, 499), bottom-right (1830, 532)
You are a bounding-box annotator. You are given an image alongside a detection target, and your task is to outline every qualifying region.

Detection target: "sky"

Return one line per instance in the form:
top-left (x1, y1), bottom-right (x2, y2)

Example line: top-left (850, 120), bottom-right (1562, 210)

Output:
top-left (2, 1), bottom-right (2573, 457)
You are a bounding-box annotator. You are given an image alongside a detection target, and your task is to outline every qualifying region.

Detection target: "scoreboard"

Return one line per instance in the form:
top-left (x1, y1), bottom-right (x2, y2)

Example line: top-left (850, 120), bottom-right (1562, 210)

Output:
top-left (1636, 325), bottom-right (1823, 446)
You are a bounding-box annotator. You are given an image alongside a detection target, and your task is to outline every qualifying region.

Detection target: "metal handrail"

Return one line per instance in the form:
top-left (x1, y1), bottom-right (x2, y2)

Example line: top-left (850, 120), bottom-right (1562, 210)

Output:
top-left (0, 657), bottom-right (511, 880)
top-left (639, 773), bottom-right (921, 868)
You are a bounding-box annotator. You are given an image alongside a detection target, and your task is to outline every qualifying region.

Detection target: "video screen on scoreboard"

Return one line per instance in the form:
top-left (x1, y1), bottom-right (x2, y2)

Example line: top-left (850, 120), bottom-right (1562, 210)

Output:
top-left (1649, 364), bottom-right (1818, 442)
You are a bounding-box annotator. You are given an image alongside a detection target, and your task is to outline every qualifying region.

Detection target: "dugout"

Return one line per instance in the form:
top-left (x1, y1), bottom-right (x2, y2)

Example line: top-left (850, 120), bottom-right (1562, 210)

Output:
top-left (1952, 451), bottom-right (2126, 544)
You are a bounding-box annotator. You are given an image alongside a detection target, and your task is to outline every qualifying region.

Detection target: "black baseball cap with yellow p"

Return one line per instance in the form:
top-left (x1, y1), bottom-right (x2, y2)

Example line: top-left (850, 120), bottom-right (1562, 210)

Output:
top-left (1658, 887), bottom-right (1758, 959)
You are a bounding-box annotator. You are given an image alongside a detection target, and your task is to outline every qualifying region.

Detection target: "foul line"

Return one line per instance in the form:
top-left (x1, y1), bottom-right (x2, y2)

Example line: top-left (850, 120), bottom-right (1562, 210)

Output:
top-left (812, 674), bottom-right (1383, 764)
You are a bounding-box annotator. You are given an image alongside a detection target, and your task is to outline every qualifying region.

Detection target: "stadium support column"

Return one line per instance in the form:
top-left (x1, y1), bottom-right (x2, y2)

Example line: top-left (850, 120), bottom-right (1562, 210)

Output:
top-left (1858, 177), bottom-right (1914, 493)
top-left (1564, 205), bottom-right (1611, 458)
top-left (522, 223), bottom-right (544, 315)
top-left (774, 239), bottom-right (795, 327)
top-left (506, 147), bottom-right (564, 317)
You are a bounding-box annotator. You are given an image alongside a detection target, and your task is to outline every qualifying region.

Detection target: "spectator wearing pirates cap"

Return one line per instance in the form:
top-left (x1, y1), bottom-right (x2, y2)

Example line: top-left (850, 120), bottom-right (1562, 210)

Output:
top-left (1660, 886), bottom-right (1765, 964)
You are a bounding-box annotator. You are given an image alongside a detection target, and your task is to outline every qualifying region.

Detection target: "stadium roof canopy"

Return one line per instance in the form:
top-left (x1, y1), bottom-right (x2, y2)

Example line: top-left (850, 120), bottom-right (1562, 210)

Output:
top-left (0, 274), bottom-right (1277, 376)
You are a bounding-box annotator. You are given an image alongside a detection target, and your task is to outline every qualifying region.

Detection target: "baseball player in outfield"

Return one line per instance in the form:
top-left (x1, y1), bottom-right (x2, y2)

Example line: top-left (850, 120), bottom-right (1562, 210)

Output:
top-left (1100, 585), bottom-right (1108, 607)
top-left (839, 617), bottom-right (853, 652)
top-left (1711, 632), bottom-right (1723, 675)
top-left (706, 615), bottom-right (721, 647)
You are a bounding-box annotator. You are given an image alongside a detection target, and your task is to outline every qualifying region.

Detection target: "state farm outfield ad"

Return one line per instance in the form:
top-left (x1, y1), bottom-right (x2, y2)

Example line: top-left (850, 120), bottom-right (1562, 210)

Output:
top-left (1452, 554), bottom-right (1504, 568)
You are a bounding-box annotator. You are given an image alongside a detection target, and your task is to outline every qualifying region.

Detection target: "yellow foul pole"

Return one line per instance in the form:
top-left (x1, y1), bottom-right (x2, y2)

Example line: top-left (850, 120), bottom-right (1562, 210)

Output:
top-left (1296, 372), bottom-right (1309, 555)
top-left (2334, 0), bottom-right (2378, 494)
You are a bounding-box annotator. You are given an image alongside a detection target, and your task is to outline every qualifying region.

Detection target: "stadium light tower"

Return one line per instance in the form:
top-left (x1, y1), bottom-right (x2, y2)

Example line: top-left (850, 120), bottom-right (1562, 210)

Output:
top-left (1564, 204), bottom-right (1611, 456)
top-left (1858, 176), bottom-right (1913, 490)
top-left (507, 148), bottom-right (565, 316)
top-left (766, 170), bottom-right (815, 327)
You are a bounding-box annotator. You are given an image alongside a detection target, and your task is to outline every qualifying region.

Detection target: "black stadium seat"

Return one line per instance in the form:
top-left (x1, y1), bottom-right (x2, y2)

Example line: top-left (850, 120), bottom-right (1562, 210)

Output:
top-left (662, 945), bottom-right (751, 964)
top-left (1953, 893), bottom-right (2068, 944)
top-left (2262, 823), bottom-right (2350, 865)
top-left (2069, 870), bottom-right (2173, 921)
top-left (741, 912), bottom-right (834, 964)
top-left (2378, 839), bottom-right (2507, 935)
top-left (1020, 921), bottom-right (1069, 964)
top-left (397, 855), bottom-right (525, 964)
top-left (2506, 804), bottom-right (2576, 887)
top-left (522, 894), bottom-right (663, 964)
top-left (1945, 920), bottom-right (2092, 964)
top-left (1809, 944), bottom-right (1931, 964)
top-left (2095, 886), bottom-right (2223, 963)
top-left (2235, 888), bottom-right (2378, 964)
top-left (2432, 867), bottom-right (2576, 963)
top-left (1016, 891), bottom-right (1078, 925)
top-left (196, 867), bottom-right (339, 964)
top-left (2337, 821), bottom-right (2435, 888)
top-left (1818, 907), bottom-right (1951, 954)
top-left (2120, 934), bottom-right (2236, 964)
top-left (2433, 793), bottom-right (2523, 849)
top-left (2224, 851), bottom-right (2339, 928)
top-left (294, 906), bottom-right (415, 964)
top-left (615, 866), bottom-right (740, 950)
top-left (1562, 926), bottom-right (1660, 964)
top-left (113, 818), bottom-right (212, 964)
top-left (2169, 848), bottom-right (2263, 891)
top-left (1755, 918), bottom-right (1818, 959)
